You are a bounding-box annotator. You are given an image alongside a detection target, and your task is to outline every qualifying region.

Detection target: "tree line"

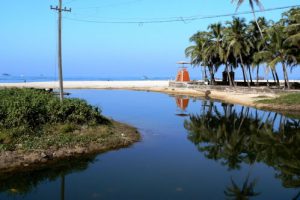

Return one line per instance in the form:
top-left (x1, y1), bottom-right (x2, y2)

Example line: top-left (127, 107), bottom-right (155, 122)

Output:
top-left (185, 7), bottom-right (300, 89)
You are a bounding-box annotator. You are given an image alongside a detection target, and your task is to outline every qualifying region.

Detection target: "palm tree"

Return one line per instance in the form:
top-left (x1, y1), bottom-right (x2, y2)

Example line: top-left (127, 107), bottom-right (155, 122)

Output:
top-left (186, 31), bottom-right (221, 85)
top-left (248, 17), bottom-right (280, 86)
top-left (202, 41), bottom-right (220, 85)
top-left (185, 32), bottom-right (209, 81)
top-left (282, 8), bottom-right (300, 70)
top-left (204, 23), bottom-right (227, 85)
top-left (224, 17), bottom-right (252, 87)
top-left (231, 0), bottom-right (264, 38)
top-left (208, 23), bottom-right (234, 86)
top-left (282, 8), bottom-right (300, 49)
top-left (254, 24), bottom-right (296, 89)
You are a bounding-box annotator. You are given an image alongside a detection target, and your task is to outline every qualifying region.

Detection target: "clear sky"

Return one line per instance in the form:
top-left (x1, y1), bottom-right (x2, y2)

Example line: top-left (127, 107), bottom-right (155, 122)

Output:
top-left (0, 0), bottom-right (299, 80)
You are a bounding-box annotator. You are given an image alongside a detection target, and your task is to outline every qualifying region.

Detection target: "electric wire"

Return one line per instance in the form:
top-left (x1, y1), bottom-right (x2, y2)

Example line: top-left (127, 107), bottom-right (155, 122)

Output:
top-left (63, 4), bottom-right (300, 24)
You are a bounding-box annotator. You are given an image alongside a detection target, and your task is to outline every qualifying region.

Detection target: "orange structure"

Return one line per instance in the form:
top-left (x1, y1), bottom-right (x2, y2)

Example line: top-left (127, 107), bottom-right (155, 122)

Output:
top-left (176, 68), bottom-right (190, 82)
top-left (176, 97), bottom-right (189, 111)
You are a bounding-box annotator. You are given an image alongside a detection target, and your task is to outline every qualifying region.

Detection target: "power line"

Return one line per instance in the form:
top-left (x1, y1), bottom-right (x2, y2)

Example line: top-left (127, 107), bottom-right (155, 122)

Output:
top-left (64, 4), bottom-right (300, 25)
top-left (69, 12), bottom-right (189, 21)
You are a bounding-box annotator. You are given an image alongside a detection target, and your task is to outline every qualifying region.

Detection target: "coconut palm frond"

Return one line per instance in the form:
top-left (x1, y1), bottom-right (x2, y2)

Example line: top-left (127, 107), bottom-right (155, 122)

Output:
top-left (284, 32), bottom-right (300, 47)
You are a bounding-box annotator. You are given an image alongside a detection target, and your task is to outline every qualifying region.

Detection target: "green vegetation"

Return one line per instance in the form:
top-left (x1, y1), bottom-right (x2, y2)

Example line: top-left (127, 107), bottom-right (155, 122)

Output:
top-left (257, 92), bottom-right (300, 105)
top-left (0, 88), bottom-right (111, 151)
top-left (185, 7), bottom-right (300, 89)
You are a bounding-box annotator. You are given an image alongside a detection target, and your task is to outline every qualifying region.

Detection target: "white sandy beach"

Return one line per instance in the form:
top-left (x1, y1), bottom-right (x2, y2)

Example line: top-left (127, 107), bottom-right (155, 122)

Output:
top-left (0, 80), bottom-right (279, 109)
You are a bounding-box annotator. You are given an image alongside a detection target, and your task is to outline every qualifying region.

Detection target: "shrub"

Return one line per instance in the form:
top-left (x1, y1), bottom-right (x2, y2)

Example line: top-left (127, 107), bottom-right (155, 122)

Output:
top-left (0, 88), bottom-right (109, 138)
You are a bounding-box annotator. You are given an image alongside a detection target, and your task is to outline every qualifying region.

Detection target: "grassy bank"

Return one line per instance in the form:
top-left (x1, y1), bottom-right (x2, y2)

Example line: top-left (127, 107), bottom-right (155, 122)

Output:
top-left (0, 88), bottom-right (139, 172)
top-left (257, 93), bottom-right (300, 105)
top-left (256, 92), bottom-right (300, 118)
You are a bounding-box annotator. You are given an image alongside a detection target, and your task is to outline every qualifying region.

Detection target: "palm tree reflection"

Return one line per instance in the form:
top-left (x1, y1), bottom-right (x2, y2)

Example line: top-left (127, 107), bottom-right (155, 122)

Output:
top-left (184, 100), bottom-right (300, 192)
top-left (224, 174), bottom-right (260, 200)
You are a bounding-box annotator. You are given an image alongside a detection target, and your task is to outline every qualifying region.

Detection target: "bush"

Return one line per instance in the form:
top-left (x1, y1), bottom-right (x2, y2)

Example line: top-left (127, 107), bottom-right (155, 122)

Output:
top-left (0, 88), bottom-right (109, 138)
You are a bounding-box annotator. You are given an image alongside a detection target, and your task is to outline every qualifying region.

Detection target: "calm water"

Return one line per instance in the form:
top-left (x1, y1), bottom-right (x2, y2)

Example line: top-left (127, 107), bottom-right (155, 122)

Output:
top-left (0, 90), bottom-right (300, 200)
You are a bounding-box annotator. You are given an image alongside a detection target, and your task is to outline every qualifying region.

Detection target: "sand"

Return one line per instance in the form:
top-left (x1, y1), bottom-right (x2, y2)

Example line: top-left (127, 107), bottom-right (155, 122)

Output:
top-left (0, 80), bottom-right (278, 109)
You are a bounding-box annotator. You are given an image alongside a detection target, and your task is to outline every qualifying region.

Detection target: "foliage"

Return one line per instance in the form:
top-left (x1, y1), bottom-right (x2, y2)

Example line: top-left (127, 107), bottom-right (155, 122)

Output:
top-left (185, 7), bottom-right (300, 89)
top-left (0, 88), bottom-right (110, 150)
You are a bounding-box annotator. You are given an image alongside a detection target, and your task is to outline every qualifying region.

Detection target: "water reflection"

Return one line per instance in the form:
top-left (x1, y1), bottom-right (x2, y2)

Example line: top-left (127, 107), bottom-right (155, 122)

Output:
top-left (1, 91), bottom-right (300, 199)
top-left (224, 174), bottom-right (260, 200)
top-left (175, 96), bottom-right (190, 117)
top-left (183, 100), bottom-right (300, 195)
top-left (0, 156), bottom-right (96, 197)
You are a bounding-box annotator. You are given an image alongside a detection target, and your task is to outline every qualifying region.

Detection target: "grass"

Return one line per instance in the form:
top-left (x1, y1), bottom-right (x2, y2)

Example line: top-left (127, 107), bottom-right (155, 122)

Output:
top-left (0, 88), bottom-right (115, 151)
top-left (257, 93), bottom-right (300, 105)
top-left (0, 122), bottom-right (128, 151)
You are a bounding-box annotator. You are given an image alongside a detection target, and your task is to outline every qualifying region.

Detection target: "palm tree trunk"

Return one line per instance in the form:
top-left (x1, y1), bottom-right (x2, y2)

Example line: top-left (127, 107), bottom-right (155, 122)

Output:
top-left (203, 66), bottom-right (207, 82)
top-left (274, 69), bottom-right (280, 86)
top-left (248, 65), bottom-right (253, 84)
top-left (251, 8), bottom-right (264, 39)
top-left (226, 62), bottom-right (233, 87)
top-left (282, 62), bottom-right (290, 89)
top-left (239, 54), bottom-right (250, 87)
top-left (256, 65), bottom-right (259, 86)
top-left (204, 66), bottom-right (208, 82)
top-left (271, 70), bottom-right (276, 85)
top-left (230, 65), bottom-right (237, 87)
top-left (209, 66), bottom-right (215, 85)
top-left (241, 66), bottom-right (247, 83)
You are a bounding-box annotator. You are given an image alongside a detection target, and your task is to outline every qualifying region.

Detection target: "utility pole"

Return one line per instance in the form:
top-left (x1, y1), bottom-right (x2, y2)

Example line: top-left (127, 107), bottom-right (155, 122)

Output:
top-left (51, 1), bottom-right (71, 102)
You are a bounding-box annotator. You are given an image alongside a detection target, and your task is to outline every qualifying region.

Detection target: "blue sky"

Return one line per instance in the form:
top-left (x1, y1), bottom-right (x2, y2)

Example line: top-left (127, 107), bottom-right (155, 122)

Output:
top-left (0, 0), bottom-right (299, 80)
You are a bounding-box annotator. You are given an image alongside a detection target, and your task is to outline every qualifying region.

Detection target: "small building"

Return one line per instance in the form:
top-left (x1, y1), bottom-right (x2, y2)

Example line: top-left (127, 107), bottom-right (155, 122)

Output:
top-left (175, 61), bottom-right (191, 82)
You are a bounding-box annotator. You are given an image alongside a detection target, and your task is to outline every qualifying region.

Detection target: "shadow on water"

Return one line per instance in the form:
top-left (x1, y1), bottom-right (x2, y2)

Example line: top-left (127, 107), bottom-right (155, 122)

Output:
top-left (0, 155), bottom-right (96, 197)
top-left (181, 98), bottom-right (300, 199)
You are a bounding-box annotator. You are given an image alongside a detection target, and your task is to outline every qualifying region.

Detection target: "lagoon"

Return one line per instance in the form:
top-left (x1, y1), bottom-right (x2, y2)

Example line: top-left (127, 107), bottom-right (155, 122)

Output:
top-left (0, 90), bottom-right (299, 199)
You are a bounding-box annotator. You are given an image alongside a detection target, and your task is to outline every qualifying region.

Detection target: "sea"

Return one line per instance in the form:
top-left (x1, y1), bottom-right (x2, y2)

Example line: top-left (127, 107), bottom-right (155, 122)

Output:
top-left (0, 74), bottom-right (174, 83)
